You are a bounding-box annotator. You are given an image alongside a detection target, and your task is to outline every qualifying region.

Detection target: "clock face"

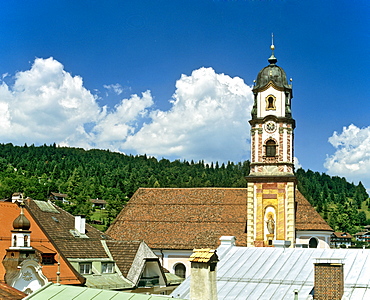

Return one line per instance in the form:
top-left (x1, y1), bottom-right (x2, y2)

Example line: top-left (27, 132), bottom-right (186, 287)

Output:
top-left (265, 121), bottom-right (276, 133)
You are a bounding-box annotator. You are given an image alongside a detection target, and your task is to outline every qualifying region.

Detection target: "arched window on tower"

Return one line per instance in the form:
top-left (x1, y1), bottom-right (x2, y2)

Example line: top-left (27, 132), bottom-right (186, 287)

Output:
top-left (174, 263), bottom-right (186, 279)
top-left (266, 95), bottom-right (276, 110)
top-left (265, 140), bottom-right (277, 157)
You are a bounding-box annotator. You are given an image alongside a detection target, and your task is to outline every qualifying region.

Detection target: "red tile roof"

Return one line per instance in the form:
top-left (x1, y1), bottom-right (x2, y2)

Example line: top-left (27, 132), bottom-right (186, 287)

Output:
top-left (332, 232), bottom-right (353, 239)
top-left (107, 188), bottom-right (249, 249)
top-left (295, 190), bottom-right (333, 232)
top-left (107, 187), bottom-right (332, 250)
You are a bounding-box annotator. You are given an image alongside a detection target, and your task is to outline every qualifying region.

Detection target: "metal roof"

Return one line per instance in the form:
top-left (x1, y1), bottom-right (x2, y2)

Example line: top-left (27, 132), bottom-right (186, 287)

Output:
top-left (172, 245), bottom-right (370, 300)
top-left (24, 282), bottom-right (186, 300)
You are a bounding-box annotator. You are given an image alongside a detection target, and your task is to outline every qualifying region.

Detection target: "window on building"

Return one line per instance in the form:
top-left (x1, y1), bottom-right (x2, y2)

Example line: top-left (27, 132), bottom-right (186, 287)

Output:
top-left (42, 254), bottom-right (56, 265)
top-left (266, 95), bottom-right (276, 110)
top-left (102, 262), bottom-right (115, 273)
top-left (79, 263), bottom-right (92, 274)
top-left (309, 237), bottom-right (318, 248)
top-left (265, 140), bottom-right (277, 157)
top-left (174, 263), bottom-right (186, 279)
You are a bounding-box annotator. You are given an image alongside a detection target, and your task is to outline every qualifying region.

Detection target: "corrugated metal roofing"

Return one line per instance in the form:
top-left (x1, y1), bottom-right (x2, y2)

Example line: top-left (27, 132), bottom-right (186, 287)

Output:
top-left (172, 246), bottom-right (370, 300)
top-left (24, 282), bottom-right (186, 300)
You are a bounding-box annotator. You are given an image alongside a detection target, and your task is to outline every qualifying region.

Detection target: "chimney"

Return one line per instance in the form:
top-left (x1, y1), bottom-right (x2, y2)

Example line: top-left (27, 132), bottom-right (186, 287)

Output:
top-left (273, 240), bottom-right (291, 248)
top-left (75, 215), bottom-right (86, 234)
top-left (189, 248), bottom-right (218, 300)
top-left (314, 258), bottom-right (344, 300)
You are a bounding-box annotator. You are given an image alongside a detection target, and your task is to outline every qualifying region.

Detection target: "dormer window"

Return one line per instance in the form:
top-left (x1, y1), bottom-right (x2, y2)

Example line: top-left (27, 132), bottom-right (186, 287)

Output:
top-left (102, 262), bottom-right (114, 273)
top-left (265, 140), bottom-right (277, 157)
top-left (80, 263), bottom-right (92, 274)
top-left (266, 95), bottom-right (276, 110)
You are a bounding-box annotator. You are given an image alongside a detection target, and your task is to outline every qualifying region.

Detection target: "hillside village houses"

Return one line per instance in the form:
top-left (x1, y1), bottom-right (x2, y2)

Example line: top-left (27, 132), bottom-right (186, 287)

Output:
top-left (106, 41), bottom-right (334, 279)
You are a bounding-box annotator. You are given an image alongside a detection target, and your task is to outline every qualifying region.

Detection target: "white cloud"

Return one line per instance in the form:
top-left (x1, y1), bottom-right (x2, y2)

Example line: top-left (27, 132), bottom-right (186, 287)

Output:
top-left (0, 59), bottom-right (253, 163)
top-left (324, 124), bottom-right (370, 188)
top-left (90, 91), bottom-right (154, 150)
top-left (103, 83), bottom-right (128, 95)
top-left (294, 157), bottom-right (302, 170)
top-left (0, 57), bottom-right (104, 146)
top-left (122, 67), bottom-right (254, 162)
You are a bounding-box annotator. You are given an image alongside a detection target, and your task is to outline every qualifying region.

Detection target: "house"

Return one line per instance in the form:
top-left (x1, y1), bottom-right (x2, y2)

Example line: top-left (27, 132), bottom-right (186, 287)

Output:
top-left (24, 198), bottom-right (175, 294)
top-left (354, 231), bottom-right (370, 243)
top-left (331, 232), bottom-right (353, 248)
top-left (48, 192), bottom-right (69, 204)
top-left (171, 236), bottom-right (370, 300)
top-left (0, 197), bottom-right (179, 295)
top-left (90, 198), bottom-right (107, 209)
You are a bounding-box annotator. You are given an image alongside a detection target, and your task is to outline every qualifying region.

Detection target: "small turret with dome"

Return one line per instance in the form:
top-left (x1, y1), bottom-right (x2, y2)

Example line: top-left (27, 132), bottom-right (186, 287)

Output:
top-left (12, 202), bottom-right (31, 231)
top-left (10, 202), bottom-right (32, 249)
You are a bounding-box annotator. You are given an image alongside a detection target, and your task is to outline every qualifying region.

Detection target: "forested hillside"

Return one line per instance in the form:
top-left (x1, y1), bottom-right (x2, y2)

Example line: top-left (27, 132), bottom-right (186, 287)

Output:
top-left (0, 143), bottom-right (368, 233)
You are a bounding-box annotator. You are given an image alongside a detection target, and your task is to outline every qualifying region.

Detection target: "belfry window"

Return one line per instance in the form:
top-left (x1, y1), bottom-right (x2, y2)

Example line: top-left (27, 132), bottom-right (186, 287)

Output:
top-left (266, 95), bottom-right (276, 110)
top-left (265, 140), bottom-right (276, 157)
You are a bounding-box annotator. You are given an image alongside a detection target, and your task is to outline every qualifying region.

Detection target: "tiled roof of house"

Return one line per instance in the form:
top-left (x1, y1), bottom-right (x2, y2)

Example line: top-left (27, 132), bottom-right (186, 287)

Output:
top-left (295, 190), bottom-right (333, 232)
top-left (106, 188), bottom-right (249, 249)
top-left (332, 232), bottom-right (353, 239)
top-left (25, 199), bottom-right (113, 259)
top-left (90, 199), bottom-right (107, 205)
top-left (105, 240), bottom-right (142, 277)
top-left (50, 192), bottom-right (68, 198)
top-left (107, 187), bottom-right (332, 250)
top-left (0, 282), bottom-right (26, 300)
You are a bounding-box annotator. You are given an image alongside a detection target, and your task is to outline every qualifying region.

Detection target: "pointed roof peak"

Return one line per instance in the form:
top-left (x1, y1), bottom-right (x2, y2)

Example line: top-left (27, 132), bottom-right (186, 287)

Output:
top-left (268, 33), bottom-right (277, 65)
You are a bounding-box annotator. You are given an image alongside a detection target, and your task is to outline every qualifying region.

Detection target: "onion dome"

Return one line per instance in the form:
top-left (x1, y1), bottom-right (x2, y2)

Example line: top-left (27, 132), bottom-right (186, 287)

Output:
top-left (253, 43), bottom-right (292, 91)
top-left (13, 203), bottom-right (31, 231)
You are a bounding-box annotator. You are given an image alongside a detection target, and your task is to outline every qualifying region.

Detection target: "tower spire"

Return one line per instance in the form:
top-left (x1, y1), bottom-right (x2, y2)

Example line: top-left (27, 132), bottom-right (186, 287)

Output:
top-left (268, 33), bottom-right (277, 65)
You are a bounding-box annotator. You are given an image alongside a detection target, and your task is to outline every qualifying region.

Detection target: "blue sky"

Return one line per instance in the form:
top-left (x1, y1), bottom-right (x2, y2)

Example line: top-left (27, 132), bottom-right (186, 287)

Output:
top-left (0, 0), bottom-right (369, 189)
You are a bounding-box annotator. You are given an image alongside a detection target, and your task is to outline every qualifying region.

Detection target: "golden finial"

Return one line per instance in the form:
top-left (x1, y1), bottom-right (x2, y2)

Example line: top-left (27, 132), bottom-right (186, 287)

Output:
top-left (271, 33), bottom-right (275, 51)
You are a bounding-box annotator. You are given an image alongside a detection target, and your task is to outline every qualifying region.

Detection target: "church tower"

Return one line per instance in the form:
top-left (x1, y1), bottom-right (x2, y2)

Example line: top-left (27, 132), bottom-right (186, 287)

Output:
top-left (246, 39), bottom-right (296, 247)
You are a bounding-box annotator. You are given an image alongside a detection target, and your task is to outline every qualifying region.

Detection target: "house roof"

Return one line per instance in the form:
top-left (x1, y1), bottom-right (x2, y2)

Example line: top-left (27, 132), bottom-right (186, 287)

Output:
top-left (49, 192), bottom-right (68, 198)
top-left (90, 199), bottom-right (107, 205)
top-left (107, 188), bottom-right (332, 250)
top-left (172, 243), bottom-right (370, 300)
top-left (105, 240), bottom-right (142, 277)
top-left (24, 282), bottom-right (186, 300)
top-left (332, 232), bottom-right (353, 239)
top-left (106, 188), bottom-right (249, 249)
top-left (0, 282), bottom-right (26, 300)
top-left (25, 199), bottom-right (112, 259)
top-left (0, 201), bottom-right (83, 285)
top-left (295, 190), bottom-right (333, 232)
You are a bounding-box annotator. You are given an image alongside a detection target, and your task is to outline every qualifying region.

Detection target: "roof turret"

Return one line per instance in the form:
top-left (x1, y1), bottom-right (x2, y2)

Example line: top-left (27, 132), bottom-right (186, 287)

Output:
top-left (12, 202), bottom-right (31, 231)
